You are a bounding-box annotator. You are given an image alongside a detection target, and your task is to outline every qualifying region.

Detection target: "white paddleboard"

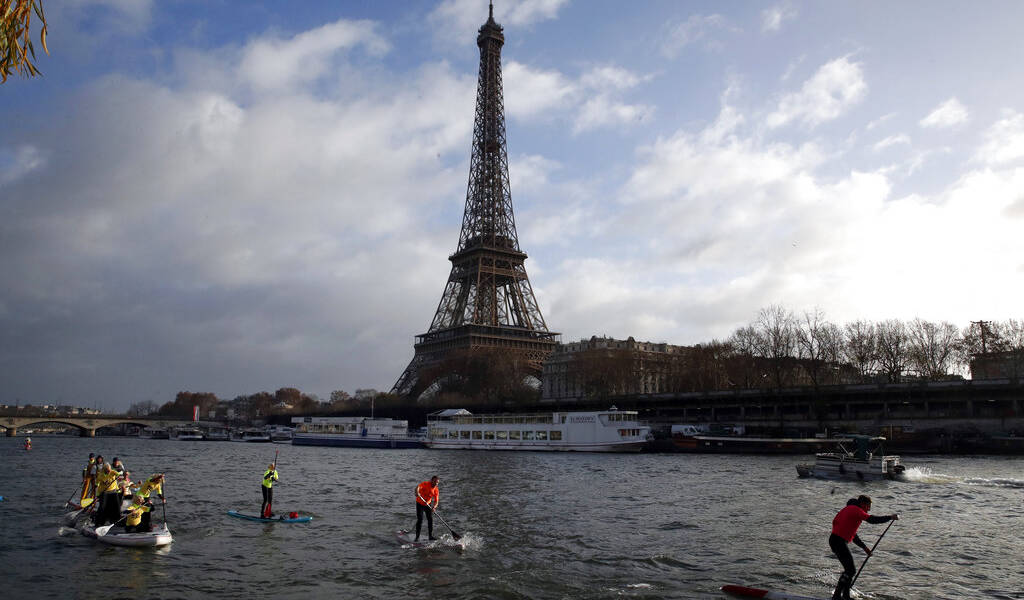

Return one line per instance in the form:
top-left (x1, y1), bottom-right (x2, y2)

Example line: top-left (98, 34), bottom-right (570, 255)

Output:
top-left (395, 529), bottom-right (465, 549)
top-left (720, 584), bottom-right (828, 600)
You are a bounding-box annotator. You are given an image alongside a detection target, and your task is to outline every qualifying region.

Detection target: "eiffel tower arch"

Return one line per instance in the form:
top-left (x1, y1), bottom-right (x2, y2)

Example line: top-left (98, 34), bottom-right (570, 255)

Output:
top-left (392, 4), bottom-right (559, 400)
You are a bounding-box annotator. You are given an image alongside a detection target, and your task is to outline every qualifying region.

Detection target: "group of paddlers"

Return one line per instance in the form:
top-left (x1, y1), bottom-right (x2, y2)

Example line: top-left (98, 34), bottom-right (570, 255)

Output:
top-left (70, 453), bottom-right (166, 533)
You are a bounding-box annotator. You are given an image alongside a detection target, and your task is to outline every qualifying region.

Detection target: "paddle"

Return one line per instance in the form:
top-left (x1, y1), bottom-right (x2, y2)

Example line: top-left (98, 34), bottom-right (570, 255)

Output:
top-left (851, 518), bottom-right (896, 587)
top-left (431, 508), bottom-right (462, 541)
top-left (95, 514), bottom-right (128, 536)
top-left (65, 482), bottom-right (85, 509)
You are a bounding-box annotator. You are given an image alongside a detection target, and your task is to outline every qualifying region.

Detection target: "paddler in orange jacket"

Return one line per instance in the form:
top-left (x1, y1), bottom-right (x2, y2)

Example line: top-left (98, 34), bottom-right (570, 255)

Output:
top-left (829, 495), bottom-right (898, 600)
top-left (414, 475), bottom-right (440, 542)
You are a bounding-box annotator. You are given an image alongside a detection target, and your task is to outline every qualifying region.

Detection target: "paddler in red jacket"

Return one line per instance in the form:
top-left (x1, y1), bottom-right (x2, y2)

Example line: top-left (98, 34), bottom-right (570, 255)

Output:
top-left (414, 475), bottom-right (440, 542)
top-left (829, 495), bottom-right (898, 600)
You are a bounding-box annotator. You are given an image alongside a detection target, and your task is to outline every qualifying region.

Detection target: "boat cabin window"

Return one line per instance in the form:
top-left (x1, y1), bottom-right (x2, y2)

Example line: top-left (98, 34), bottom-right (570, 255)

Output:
top-left (523, 431), bottom-right (535, 440)
top-left (496, 431), bottom-right (508, 440)
top-left (459, 430), bottom-right (470, 440)
top-left (536, 431), bottom-right (548, 441)
top-left (550, 430), bottom-right (562, 441)
top-left (471, 431), bottom-right (482, 440)
top-left (484, 431), bottom-right (495, 440)
top-left (509, 431), bottom-right (521, 440)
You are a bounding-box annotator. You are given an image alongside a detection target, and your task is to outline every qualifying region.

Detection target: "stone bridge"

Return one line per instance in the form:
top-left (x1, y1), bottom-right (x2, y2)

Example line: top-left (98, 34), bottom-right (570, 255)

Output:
top-left (2, 415), bottom-right (195, 437)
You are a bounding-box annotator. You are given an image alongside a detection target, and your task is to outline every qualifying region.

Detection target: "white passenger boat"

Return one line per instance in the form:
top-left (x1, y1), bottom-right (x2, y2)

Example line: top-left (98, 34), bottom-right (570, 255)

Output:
top-left (424, 407), bottom-right (650, 452)
top-left (239, 428), bottom-right (272, 443)
top-left (202, 426), bottom-right (231, 441)
top-left (172, 427), bottom-right (204, 441)
top-left (796, 435), bottom-right (906, 481)
top-left (291, 416), bottom-right (423, 449)
top-left (267, 425), bottom-right (295, 443)
top-left (139, 427), bottom-right (169, 440)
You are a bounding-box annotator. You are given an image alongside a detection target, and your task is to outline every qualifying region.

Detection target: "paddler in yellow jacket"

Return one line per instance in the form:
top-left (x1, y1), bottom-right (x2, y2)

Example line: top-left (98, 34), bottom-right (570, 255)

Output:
top-left (124, 495), bottom-right (152, 533)
top-left (80, 453), bottom-right (96, 504)
top-left (92, 463), bottom-right (122, 526)
top-left (135, 474), bottom-right (165, 531)
top-left (261, 463), bottom-right (279, 518)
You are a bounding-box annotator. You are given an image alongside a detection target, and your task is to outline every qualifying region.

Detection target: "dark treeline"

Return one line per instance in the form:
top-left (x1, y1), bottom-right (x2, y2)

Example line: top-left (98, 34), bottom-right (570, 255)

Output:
top-left (130, 388), bottom-right (407, 422)
top-left (561, 307), bottom-right (1024, 402)
top-left (127, 307), bottom-right (1023, 417)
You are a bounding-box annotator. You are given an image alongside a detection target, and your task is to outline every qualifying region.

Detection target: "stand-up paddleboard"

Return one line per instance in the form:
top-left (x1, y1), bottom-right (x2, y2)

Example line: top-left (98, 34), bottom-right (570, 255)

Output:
top-left (226, 510), bottom-right (312, 523)
top-left (720, 584), bottom-right (828, 600)
top-left (395, 529), bottom-right (466, 549)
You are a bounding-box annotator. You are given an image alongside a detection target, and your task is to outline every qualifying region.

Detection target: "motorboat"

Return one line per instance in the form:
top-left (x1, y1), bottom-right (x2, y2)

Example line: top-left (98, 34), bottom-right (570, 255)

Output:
top-left (796, 435), bottom-right (906, 481)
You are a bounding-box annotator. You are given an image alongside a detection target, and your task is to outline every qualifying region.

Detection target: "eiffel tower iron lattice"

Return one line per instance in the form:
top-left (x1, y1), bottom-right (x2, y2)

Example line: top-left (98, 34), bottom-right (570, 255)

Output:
top-left (392, 4), bottom-right (559, 399)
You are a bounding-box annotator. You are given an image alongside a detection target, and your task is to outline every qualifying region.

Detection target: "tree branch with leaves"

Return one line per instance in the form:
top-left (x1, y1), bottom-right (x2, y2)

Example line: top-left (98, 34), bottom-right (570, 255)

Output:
top-left (1, 0), bottom-right (48, 82)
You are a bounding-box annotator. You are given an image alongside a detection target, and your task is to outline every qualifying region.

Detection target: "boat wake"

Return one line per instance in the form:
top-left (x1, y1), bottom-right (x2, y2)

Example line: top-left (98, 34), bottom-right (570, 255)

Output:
top-left (899, 467), bottom-right (961, 484)
top-left (900, 467), bottom-right (1024, 488)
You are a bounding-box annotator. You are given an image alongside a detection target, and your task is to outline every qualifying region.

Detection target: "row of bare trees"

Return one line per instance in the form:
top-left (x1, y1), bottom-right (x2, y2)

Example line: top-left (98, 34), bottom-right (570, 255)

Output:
top-left (558, 308), bottom-right (1024, 401)
top-left (726, 306), bottom-right (1023, 389)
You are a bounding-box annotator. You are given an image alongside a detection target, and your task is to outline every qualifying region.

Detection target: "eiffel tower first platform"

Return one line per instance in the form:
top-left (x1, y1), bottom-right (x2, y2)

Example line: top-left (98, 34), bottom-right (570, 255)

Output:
top-left (392, 4), bottom-right (559, 400)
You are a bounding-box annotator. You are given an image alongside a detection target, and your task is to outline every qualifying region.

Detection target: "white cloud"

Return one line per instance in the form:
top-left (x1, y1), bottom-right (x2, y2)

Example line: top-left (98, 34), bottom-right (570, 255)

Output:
top-left (762, 4), bottom-right (797, 32)
top-left (503, 61), bottom-right (577, 118)
top-left (660, 14), bottom-right (730, 58)
top-left (0, 145), bottom-right (47, 186)
top-left (574, 96), bottom-right (653, 133)
top-left (873, 134), bottom-right (910, 152)
top-left (974, 110), bottom-right (1024, 165)
top-left (766, 56), bottom-right (867, 129)
top-left (238, 20), bottom-right (389, 91)
top-left (504, 61), bottom-right (652, 133)
top-left (429, 0), bottom-right (569, 43)
top-left (919, 97), bottom-right (969, 129)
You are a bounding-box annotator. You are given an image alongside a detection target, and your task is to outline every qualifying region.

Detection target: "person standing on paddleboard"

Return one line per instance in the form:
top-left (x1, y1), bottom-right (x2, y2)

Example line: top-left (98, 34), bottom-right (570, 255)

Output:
top-left (261, 463), bottom-right (279, 518)
top-left (830, 495), bottom-right (898, 600)
top-left (80, 453), bottom-right (96, 504)
top-left (414, 476), bottom-right (440, 542)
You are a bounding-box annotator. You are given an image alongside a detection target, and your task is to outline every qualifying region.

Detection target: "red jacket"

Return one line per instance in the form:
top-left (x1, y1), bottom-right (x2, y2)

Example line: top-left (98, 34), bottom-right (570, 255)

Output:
top-left (832, 504), bottom-right (870, 542)
top-left (416, 481), bottom-right (438, 506)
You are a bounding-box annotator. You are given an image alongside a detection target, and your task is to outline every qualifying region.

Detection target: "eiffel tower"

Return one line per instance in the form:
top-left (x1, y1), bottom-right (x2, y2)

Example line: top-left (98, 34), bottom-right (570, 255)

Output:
top-left (392, 3), bottom-right (559, 399)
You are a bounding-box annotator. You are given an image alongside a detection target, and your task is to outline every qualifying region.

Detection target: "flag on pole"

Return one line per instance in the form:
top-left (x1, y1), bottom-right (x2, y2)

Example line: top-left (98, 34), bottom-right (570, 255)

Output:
top-left (193, 405), bottom-right (199, 422)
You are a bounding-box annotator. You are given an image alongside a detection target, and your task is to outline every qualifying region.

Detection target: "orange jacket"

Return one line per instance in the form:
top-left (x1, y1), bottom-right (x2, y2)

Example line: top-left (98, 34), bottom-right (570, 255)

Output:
top-left (416, 481), bottom-right (439, 506)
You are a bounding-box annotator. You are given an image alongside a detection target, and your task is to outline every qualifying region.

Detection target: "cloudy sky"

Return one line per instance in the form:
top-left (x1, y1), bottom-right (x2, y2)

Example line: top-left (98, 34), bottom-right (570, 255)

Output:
top-left (3, 0), bottom-right (1023, 410)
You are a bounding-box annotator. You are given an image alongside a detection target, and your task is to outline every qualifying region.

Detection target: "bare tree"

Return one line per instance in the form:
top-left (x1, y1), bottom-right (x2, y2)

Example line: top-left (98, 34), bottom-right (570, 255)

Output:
top-left (795, 307), bottom-right (842, 388)
top-left (876, 319), bottom-right (910, 382)
top-left (907, 318), bottom-right (961, 379)
top-left (755, 304), bottom-right (797, 389)
top-left (843, 319), bottom-right (879, 382)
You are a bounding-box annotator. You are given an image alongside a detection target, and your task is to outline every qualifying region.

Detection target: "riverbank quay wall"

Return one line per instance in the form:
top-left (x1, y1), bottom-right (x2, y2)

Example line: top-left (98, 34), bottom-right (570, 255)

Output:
top-left (539, 378), bottom-right (1024, 443)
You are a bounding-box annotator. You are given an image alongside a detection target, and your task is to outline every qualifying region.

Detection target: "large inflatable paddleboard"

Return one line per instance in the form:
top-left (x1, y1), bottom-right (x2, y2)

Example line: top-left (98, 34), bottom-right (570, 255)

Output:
top-left (720, 584), bottom-right (828, 599)
top-left (227, 510), bottom-right (312, 523)
top-left (79, 523), bottom-right (173, 547)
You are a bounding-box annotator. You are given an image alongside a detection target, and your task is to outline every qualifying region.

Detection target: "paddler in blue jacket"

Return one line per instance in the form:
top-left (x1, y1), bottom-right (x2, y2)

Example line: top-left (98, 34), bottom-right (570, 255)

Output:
top-left (261, 463), bottom-right (279, 518)
top-left (830, 495), bottom-right (898, 600)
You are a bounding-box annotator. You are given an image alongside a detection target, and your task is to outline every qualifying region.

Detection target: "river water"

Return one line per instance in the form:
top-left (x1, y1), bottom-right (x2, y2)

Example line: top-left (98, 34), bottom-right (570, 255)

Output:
top-left (1, 435), bottom-right (1022, 599)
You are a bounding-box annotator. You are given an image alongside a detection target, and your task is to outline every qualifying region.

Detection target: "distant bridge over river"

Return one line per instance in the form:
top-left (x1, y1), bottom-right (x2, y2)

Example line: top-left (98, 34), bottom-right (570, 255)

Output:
top-left (2, 415), bottom-right (195, 437)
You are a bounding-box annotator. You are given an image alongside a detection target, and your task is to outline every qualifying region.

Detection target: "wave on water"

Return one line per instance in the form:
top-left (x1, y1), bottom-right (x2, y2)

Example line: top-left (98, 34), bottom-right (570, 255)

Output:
top-left (962, 477), bottom-right (1024, 489)
top-left (901, 467), bottom-right (1024, 488)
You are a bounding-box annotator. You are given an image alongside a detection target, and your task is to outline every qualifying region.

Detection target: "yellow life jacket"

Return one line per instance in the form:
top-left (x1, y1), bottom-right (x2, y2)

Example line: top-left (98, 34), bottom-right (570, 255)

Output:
top-left (262, 469), bottom-right (278, 489)
top-left (126, 501), bottom-right (151, 527)
top-left (96, 469), bottom-right (120, 494)
top-left (137, 478), bottom-right (163, 499)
